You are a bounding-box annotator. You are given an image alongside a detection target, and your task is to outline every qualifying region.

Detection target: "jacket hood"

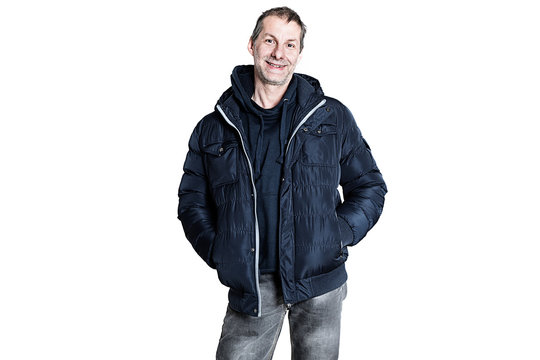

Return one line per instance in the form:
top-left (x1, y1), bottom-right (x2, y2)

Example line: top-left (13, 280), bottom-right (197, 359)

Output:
top-left (230, 65), bottom-right (260, 115)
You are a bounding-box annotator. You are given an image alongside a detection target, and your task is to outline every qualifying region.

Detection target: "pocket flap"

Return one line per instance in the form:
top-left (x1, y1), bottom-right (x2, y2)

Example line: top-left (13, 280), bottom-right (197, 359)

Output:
top-left (310, 123), bottom-right (337, 136)
top-left (202, 140), bottom-right (238, 156)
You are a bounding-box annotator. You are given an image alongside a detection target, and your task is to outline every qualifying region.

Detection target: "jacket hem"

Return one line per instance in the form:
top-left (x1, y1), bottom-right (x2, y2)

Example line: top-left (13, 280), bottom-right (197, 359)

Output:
top-left (225, 264), bottom-right (348, 317)
top-left (294, 263), bottom-right (348, 304)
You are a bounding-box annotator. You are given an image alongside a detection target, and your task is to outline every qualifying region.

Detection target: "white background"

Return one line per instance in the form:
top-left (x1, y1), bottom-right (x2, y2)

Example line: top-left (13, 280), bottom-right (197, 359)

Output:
top-left (1, 0), bottom-right (539, 359)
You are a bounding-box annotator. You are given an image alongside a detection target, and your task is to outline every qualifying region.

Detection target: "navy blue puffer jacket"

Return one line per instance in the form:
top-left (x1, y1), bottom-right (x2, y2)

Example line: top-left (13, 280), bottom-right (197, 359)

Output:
top-left (178, 66), bottom-right (387, 317)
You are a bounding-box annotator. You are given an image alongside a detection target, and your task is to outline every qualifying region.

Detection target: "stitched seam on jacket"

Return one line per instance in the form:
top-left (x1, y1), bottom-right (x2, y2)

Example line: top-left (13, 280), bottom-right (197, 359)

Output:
top-left (292, 183), bottom-right (335, 188)
top-left (216, 228), bottom-right (255, 235)
top-left (215, 196), bottom-right (252, 208)
top-left (293, 212), bottom-right (335, 217)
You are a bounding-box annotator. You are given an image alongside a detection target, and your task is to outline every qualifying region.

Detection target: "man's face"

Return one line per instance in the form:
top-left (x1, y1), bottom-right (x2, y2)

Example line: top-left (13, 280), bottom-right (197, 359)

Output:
top-left (248, 15), bottom-right (302, 87)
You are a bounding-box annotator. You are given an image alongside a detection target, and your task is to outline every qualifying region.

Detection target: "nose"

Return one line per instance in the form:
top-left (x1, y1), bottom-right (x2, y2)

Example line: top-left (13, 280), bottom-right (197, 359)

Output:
top-left (272, 44), bottom-right (285, 60)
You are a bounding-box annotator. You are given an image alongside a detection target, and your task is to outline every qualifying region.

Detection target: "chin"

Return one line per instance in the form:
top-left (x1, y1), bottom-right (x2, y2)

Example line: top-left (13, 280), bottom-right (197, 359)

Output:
top-left (265, 78), bottom-right (288, 86)
top-left (263, 73), bottom-right (289, 86)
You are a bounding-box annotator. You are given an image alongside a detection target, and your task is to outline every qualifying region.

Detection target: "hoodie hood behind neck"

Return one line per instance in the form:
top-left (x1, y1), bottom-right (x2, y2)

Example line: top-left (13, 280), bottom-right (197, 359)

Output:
top-left (230, 65), bottom-right (259, 115)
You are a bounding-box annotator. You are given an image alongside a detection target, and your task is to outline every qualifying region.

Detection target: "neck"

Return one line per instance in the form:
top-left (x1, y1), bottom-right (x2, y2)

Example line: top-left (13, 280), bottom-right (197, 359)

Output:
top-left (251, 77), bottom-right (291, 109)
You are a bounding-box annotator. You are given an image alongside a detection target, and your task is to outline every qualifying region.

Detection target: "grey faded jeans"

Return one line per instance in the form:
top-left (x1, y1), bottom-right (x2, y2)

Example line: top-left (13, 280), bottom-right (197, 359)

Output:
top-left (216, 274), bottom-right (347, 360)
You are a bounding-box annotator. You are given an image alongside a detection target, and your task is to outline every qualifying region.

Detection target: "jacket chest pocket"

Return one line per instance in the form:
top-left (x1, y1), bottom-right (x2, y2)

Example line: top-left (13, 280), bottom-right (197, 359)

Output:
top-left (202, 140), bottom-right (239, 187)
top-left (301, 124), bottom-right (338, 166)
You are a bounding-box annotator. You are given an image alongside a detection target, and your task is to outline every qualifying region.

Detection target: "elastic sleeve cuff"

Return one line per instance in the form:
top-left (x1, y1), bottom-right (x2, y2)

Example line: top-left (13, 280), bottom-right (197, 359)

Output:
top-left (338, 217), bottom-right (354, 247)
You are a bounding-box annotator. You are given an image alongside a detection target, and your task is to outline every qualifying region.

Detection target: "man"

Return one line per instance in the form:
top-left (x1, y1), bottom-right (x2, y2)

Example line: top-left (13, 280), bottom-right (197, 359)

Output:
top-left (178, 7), bottom-right (387, 360)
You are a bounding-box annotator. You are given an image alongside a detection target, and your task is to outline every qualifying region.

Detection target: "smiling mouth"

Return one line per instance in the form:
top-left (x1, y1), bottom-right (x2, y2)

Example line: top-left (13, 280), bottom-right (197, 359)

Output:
top-left (266, 60), bottom-right (286, 68)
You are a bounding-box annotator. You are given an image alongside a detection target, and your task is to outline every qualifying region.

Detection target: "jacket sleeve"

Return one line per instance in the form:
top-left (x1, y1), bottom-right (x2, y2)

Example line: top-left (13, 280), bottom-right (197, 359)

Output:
top-left (177, 121), bottom-right (217, 269)
top-left (336, 105), bottom-right (387, 246)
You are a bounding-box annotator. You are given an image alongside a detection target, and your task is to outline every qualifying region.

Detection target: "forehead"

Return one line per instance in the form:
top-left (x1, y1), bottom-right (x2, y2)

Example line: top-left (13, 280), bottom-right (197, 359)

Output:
top-left (260, 15), bottom-right (301, 40)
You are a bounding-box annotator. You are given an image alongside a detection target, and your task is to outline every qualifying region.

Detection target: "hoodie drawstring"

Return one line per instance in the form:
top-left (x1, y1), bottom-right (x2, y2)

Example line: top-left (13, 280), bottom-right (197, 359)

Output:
top-left (254, 114), bottom-right (264, 179)
top-left (277, 98), bottom-right (289, 164)
top-left (253, 98), bottom-right (289, 178)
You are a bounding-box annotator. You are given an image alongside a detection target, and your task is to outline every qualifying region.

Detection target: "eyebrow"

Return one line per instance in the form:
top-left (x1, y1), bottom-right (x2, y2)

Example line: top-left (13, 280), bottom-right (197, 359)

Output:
top-left (262, 33), bottom-right (298, 42)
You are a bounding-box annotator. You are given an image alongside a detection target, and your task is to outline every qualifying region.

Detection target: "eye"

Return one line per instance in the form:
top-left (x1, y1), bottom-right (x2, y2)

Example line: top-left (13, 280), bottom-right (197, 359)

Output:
top-left (287, 43), bottom-right (296, 48)
top-left (265, 39), bottom-right (274, 44)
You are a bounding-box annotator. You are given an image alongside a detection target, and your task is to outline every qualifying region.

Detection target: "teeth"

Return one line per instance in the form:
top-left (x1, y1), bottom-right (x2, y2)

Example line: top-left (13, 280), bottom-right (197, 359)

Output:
top-left (268, 62), bottom-right (285, 68)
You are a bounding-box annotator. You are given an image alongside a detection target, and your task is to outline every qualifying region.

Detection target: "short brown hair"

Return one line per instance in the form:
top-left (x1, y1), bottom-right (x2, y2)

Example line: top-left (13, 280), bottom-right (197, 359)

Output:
top-left (250, 7), bottom-right (307, 52)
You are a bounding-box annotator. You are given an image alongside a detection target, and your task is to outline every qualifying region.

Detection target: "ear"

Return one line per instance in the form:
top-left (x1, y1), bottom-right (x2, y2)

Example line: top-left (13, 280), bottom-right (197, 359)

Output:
top-left (247, 37), bottom-right (254, 56)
